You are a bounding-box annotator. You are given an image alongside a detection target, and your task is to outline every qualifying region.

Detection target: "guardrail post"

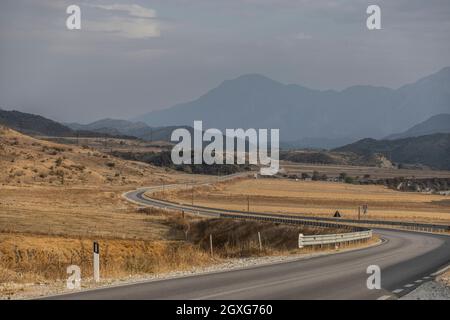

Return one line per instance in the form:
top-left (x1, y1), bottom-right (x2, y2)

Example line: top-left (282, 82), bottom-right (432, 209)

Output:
top-left (298, 233), bottom-right (304, 248)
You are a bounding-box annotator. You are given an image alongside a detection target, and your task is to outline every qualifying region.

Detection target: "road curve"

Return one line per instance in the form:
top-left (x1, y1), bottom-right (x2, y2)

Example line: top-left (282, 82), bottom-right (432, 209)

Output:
top-left (47, 184), bottom-right (450, 300)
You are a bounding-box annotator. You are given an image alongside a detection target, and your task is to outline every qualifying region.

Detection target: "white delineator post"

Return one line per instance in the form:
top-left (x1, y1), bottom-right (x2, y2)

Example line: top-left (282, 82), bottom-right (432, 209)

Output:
top-left (93, 241), bottom-right (100, 283)
top-left (258, 232), bottom-right (262, 251)
top-left (298, 233), bottom-right (304, 249)
top-left (209, 234), bottom-right (213, 257)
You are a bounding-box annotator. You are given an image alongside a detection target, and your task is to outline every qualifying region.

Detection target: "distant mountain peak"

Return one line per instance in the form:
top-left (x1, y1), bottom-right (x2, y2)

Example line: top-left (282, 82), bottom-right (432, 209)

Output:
top-left (136, 67), bottom-right (450, 147)
top-left (219, 73), bottom-right (283, 89)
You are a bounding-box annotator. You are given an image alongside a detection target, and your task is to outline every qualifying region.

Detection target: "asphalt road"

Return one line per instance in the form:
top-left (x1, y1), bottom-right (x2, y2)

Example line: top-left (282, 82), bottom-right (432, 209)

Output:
top-left (49, 228), bottom-right (450, 300)
top-left (45, 185), bottom-right (450, 300)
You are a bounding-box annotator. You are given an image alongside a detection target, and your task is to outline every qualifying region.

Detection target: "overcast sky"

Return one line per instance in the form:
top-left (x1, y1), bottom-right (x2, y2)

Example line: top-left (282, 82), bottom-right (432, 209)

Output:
top-left (1, 0), bottom-right (450, 123)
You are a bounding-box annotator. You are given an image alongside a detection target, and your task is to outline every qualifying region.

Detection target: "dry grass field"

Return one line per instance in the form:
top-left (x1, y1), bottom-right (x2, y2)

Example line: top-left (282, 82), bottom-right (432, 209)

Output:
top-left (0, 126), bottom-right (219, 297)
top-left (281, 161), bottom-right (450, 179)
top-left (165, 178), bottom-right (450, 224)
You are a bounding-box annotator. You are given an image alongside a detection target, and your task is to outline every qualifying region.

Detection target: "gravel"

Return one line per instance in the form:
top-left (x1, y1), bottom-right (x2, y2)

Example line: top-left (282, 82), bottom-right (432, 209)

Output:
top-left (401, 281), bottom-right (450, 300)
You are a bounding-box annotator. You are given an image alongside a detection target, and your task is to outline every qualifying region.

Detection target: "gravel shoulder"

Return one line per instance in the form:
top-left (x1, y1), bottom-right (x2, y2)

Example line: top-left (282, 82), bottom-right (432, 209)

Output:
top-left (401, 267), bottom-right (450, 300)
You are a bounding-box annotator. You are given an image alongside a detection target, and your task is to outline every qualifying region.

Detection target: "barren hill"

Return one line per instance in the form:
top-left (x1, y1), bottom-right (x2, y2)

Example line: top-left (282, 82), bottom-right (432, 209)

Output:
top-left (0, 125), bottom-right (168, 186)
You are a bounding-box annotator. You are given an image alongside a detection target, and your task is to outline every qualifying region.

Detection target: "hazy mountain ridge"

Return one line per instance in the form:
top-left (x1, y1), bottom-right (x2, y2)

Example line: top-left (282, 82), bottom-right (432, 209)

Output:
top-left (66, 118), bottom-right (194, 142)
top-left (0, 109), bottom-right (73, 136)
top-left (0, 109), bottom-right (135, 139)
top-left (334, 133), bottom-right (450, 170)
top-left (386, 114), bottom-right (450, 140)
top-left (136, 68), bottom-right (450, 148)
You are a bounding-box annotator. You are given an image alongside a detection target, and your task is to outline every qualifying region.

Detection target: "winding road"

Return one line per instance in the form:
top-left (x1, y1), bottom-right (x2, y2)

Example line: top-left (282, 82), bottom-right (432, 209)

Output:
top-left (47, 180), bottom-right (450, 300)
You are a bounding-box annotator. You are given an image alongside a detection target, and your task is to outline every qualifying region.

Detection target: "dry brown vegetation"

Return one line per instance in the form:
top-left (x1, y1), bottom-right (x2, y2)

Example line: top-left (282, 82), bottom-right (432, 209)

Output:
top-left (281, 161), bottom-right (450, 179)
top-left (164, 178), bottom-right (450, 224)
top-left (0, 126), bottom-right (177, 187)
top-left (183, 218), bottom-right (346, 257)
top-left (0, 127), bottom-right (219, 297)
top-left (0, 234), bottom-right (212, 284)
top-left (41, 136), bottom-right (173, 154)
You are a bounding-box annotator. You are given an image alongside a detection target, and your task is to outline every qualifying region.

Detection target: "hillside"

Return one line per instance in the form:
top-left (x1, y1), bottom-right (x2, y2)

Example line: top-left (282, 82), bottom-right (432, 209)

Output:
top-left (0, 109), bottom-right (73, 136)
top-left (334, 133), bottom-right (450, 170)
top-left (386, 114), bottom-right (450, 140)
top-left (135, 68), bottom-right (450, 148)
top-left (66, 119), bottom-right (193, 142)
top-left (279, 150), bottom-right (391, 167)
top-left (0, 125), bottom-right (167, 186)
top-left (0, 109), bottom-right (136, 140)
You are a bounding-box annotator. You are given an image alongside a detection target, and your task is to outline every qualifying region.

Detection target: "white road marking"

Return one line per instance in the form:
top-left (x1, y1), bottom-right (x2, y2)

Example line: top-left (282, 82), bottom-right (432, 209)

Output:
top-left (415, 279), bottom-right (423, 283)
top-left (392, 289), bottom-right (403, 294)
top-left (404, 284), bottom-right (414, 288)
top-left (423, 276), bottom-right (430, 279)
top-left (377, 295), bottom-right (391, 300)
top-left (431, 265), bottom-right (450, 276)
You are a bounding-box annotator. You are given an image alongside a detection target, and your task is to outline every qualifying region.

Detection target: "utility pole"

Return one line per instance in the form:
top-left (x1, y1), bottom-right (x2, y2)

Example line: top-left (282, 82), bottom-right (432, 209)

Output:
top-left (247, 195), bottom-right (250, 212)
top-left (358, 206), bottom-right (361, 221)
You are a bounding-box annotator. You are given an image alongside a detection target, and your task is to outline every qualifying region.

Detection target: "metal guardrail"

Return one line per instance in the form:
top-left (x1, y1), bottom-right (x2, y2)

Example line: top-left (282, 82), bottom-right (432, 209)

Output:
top-left (197, 204), bottom-right (450, 233)
top-left (219, 213), bottom-right (368, 231)
top-left (299, 230), bottom-right (373, 248)
top-left (218, 213), bottom-right (373, 247)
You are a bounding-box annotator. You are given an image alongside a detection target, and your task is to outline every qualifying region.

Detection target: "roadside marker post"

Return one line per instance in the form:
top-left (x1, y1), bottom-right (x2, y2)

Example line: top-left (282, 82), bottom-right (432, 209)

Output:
top-left (93, 241), bottom-right (100, 283)
top-left (298, 233), bottom-right (304, 249)
top-left (258, 232), bottom-right (262, 251)
top-left (209, 234), bottom-right (213, 257)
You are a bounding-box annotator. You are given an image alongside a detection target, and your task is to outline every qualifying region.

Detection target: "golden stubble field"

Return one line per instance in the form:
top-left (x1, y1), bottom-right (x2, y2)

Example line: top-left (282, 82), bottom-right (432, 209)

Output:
top-left (165, 178), bottom-right (450, 224)
top-left (281, 161), bottom-right (450, 179)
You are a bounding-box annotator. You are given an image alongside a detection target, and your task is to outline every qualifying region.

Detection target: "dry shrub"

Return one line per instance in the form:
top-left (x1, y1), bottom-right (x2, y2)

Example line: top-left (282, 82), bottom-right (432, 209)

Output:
top-left (0, 234), bottom-right (213, 283)
top-left (184, 218), bottom-right (347, 257)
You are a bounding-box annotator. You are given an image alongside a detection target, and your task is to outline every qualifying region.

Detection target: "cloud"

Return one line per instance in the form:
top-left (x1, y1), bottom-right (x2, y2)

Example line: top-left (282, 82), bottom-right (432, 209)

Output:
top-left (87, 3), bottom-right (160, 38)
top-left (91, 4), bottom-right (157, 19)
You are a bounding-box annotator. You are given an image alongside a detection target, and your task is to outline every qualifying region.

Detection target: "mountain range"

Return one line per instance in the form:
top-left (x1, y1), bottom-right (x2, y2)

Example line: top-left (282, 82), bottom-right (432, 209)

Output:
top-left (0, 109), bottom-right (135, 139)
top-left (135, 67), bottom-right (450, 148)
top-left (386, 114), bottom-right (450, 140)
top-left (334, 133), bottom-right (450, 170)
top-left (65, 118), bottom-right (193, 142)
top-left (1, 107), bottom-right (449, 170)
